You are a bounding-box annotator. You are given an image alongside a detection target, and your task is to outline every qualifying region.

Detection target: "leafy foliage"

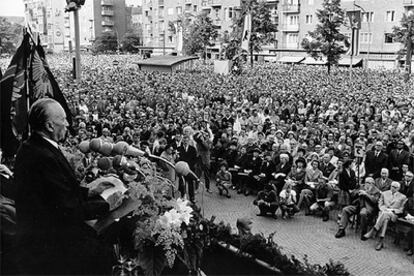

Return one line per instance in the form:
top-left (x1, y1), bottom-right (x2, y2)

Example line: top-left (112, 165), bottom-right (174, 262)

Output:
top-left (230, 0), bottom-right (278, 54)
top-left (92, 31), bottom-right (118, 53)
top-left (392, 12), bottom-right (414, 75)
top-left (301, 0), bottom-right (348, 74)
top-left (184, 14), bottom-right (218, 57)
top-left (0, 17), bottom-right (23, 54)
top-left (120, 32), bottom-right (141, 53)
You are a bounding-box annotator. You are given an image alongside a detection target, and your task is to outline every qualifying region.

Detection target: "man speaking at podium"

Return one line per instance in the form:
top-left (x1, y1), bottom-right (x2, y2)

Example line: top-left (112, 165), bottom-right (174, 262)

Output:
top-left (14, 99), bottom-right (113, 275)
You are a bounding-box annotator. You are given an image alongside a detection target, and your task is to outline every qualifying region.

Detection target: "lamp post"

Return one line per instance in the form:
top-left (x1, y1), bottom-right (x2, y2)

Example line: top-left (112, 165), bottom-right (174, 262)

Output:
top-left (354, 3), bottom-right (371, 70)
top-left (65, 0), bottom-right (86, 81)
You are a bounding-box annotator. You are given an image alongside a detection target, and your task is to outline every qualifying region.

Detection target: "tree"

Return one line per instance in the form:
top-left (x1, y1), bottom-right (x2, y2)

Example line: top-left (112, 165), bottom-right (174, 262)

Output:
top-left (0, 17), bottom-right (23, 54)
top-left (184, 14), bottom-right (218, 57)
top-left (121, 32), bottom-right (141, 53)
top-left (231, 0), bottom-right (278, 65)
top-left (301, 0), bottom-right (347, 74)
top-left (92, 31), bottom-right (118, 53)
top-left (392, 12), bottom-right (414, 79)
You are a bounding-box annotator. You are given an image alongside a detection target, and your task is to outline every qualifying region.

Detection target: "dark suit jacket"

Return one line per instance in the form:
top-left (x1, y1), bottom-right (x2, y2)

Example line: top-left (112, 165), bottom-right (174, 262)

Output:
top-left (320, 162), bottom-right (336, 178)
top-left (365, 150), bottom-right (388, 179)
top-left (374, 177), bottom-right (392, 192)
top-left (400, 180), bottom-right (414, 198)
top-left (388, 149), bottom-right (410, 179)
top-left (177, 144), bottom-right (198, 171)
top-left (14, 134), bottom-right (112, 275)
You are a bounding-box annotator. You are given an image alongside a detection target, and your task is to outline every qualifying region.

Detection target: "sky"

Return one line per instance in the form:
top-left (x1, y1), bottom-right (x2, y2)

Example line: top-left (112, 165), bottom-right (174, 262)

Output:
top-left (0, 0), bottom-right (25, 17)
top-left (0, 0), bottom-right (142, 17)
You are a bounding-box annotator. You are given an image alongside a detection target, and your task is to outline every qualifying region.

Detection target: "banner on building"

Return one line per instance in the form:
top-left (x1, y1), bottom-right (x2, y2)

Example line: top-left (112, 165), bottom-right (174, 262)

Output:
top-left (346, 11), bottom-right (361, 56)
top-left (241, 13), bottom-right (252, 52)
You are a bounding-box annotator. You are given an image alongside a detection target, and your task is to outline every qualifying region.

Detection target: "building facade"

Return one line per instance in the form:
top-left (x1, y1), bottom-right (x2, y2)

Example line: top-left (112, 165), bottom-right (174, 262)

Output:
top-left (141, 0), bottom-right (412, 68)
top-left (24, 0), bottom-right (131, 52)
top-left (141, 0), bottom-right (279, 55)
top-left (277, 0), bottom-right (412, 68)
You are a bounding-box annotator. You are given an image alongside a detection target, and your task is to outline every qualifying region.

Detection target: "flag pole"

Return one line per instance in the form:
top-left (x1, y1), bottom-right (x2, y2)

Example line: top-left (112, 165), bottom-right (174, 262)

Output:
top-left (24, 27), bottom-right (35, 137)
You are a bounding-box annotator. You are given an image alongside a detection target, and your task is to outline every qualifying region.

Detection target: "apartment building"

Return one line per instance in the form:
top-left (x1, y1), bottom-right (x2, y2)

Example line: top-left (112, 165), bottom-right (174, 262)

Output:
top-left (278, 0), bottom-right (413, 68)
top-left (23, 0), bottom-right (131, 52)
top-left (141, 0), bottom-right (279, 55)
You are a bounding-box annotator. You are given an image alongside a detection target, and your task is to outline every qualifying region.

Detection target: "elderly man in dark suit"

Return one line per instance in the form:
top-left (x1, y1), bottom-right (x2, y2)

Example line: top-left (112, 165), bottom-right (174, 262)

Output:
top-left (14, 99), bottom-right (113, 275)
top-left (365, 141), bottom-right (388, 179)
top-left (400, 171), bottom-right (414, 198)
top-left (177, 135), bottom-right (198, 203)
top-left (388, 140), bottom-right (410, 181)
top-left (374, 168), bottom-right (393, 192)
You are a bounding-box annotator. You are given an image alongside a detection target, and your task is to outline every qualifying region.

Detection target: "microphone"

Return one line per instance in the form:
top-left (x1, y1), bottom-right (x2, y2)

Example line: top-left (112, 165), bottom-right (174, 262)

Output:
top-left (175, 161), bottom-right (200, 182)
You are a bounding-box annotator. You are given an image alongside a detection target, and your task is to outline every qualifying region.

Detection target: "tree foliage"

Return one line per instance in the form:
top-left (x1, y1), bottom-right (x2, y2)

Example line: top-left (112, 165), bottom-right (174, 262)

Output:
top-left (231, 0), bottom-right (278, 54)
top-left (121, 32), bottom-right (141, 53)
top-left (92, 31), bottom-right (118, 53)
top-left (392, 12), bottom-right (414, 74)
top-left (0, 17), bottom-right (23, 54)
top-left (184, 14), bottom-right (218, 56)
top-left (301, 0), bottom-right (347, 74)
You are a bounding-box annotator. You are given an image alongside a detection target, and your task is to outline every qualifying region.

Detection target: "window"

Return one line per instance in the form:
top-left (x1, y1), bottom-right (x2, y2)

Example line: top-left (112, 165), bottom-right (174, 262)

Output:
top-left (228, 7), bottom-right (233, 19)
top-left (168, 35), bottom-right (173, 43)
top-left (384, 33), bottom-right (394, 44)
top-left (362, 12), bottom-right (374, 22)
top-left (176, 7), bottom-right (182, 15)
top-left (288, 15), bottom-right (299, 25)
top-left (308, 0), bottom-right (314, 5)
top-left (305, 15), bottom-right (313, 24)
top-left (193, 5), bottom-right (197, 12)
top-left (360, 32), bottom-right (372, 44)
top-left (167, 8), bottom-right (174, 15)
top-left (386, 11), bottom-right (395, 22)
top-left (145, 10), bottom-right (149, 17)
top-left (287, 33), bottom-right (298, 45)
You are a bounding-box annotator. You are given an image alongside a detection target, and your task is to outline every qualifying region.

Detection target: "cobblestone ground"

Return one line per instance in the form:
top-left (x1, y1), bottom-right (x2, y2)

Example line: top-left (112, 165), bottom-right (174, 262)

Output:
top-left (195, 188), bottom-right (414, 276)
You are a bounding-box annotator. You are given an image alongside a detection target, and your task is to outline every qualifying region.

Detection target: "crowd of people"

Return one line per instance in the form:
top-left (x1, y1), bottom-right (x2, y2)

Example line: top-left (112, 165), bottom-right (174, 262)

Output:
top-left (1, 53), bottom-right (414, 269)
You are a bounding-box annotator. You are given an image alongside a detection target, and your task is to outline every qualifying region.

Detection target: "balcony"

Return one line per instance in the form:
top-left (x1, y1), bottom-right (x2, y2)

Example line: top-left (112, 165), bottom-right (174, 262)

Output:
top-left (403, 0), bottom-right (414, 6)
top-left (101, 10), bottom-right (114, 16)
top-left (101, 0), bottom-right (113, 6)
top-left (102, 20), bottom-right (114, 26)
top-left (280, 24), bottom-right (299, 32)
top-left (210, 0), bottom-right (222, 7)
top-left (281, 4), bottom-right (299, 13)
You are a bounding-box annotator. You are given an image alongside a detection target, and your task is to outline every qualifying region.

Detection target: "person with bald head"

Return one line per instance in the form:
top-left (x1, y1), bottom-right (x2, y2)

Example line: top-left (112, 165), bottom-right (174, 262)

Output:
top-left (363, 181), bottom-right (407, 250)
top-left (14, 98), bottom-right (113, 275)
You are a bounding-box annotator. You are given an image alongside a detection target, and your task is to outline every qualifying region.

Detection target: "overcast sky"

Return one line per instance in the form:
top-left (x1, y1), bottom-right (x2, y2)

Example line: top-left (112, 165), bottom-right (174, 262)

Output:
top-left (0, 0), bottom-right (25, 17)
top-left (0, 0), bottom-right (142, 17)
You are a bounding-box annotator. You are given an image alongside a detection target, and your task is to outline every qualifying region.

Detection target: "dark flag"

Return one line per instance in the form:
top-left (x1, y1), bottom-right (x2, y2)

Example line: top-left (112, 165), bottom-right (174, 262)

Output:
top-left (0, 32), bottom-right (73, 158)
top-left (0, 33), bottom-right (32, 157)
top-left (30, 36), bottom-right (73, 132)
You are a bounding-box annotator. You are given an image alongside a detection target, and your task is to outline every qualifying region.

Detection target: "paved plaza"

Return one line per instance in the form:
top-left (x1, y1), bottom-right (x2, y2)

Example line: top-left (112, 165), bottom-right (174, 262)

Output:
top-left (196, 189), bottom-right (414, 276)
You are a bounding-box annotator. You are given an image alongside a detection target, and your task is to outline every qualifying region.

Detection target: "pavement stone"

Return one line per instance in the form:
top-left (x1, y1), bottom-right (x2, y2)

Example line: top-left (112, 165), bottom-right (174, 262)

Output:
top-left (196, 188), bottom-right (414, 276)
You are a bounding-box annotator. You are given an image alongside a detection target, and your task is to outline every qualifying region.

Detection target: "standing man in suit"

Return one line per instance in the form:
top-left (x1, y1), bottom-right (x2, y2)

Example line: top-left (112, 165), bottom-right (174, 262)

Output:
top-left (177, 135), bottom-right (198, 203)
top-left (14, 99), bottom-right (114, 275)
top-left (365, 141), bottom-right (388, 179)
top-left (363, 182), bottom-right (407, 250)
top-left (388, 140), bottom-right (410, 181)
top-left (400, 171), bottom-right (414, 198)
top-left (374, 168), bottom-right (393, 192)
